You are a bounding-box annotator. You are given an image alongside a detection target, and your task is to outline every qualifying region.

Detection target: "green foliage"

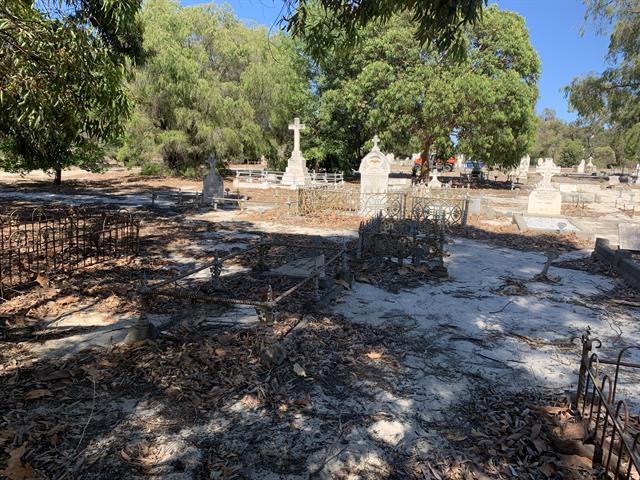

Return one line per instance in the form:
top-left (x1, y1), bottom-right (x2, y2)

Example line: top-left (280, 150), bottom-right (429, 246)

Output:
top-left (119, 0), bottom-right (311, 174)
top-left (592, 145), bottom-right (616, 168)
top-left (558, 139), bottom-right (584, 167)
top-left (532, 109), bottom-right (574, 159)
top-left (306, 5), bottom-right (540, 171)
top-left (566, 0), bottom-right (640, 164)
top-left (0, 0), bottom-right (143, 183)
top-left (139, 162), bottom-right (163, 176)
top-left (624, 123), bottom-right (640, 165)
top-left (284, 0), bottom-right (486, 60)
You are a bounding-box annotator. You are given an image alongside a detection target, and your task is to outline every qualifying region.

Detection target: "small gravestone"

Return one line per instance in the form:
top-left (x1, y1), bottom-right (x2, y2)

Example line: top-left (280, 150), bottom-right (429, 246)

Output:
top-left (527, 158), bottom-right (562, 215)
top-left (619, 223), bottom-right (640, 251)
top-left (513, 155), bottom-right (530, 179)
top-left (359, 135), bottom-right (391, 214)
top-left (609, 175), bottom-right (620, 186)
top-left (427, 169), bottom-right (442, 189)
top-left (576, 159), bottom-right (585, 174)
top-left (634, 163), bottom-right (640, 184)
top-left (202, 154), bottom-right (224, 203)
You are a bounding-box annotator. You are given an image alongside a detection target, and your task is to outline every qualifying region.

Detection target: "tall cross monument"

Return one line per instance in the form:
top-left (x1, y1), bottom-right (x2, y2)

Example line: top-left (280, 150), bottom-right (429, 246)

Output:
top-left (281, 117), bottom-right (311, 187)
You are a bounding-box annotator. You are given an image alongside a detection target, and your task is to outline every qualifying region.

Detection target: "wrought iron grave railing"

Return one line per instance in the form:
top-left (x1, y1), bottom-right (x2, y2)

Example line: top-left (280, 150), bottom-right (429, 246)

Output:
top-left (576, 329), bottom-right (640, 479)
top-left (0, 206), bottom-right (139, 299)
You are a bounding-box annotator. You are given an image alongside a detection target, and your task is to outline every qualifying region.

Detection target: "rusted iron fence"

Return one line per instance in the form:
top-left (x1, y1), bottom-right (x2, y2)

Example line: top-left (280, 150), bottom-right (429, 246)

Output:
top-left (1, 207), bottom-right (139, 299)
top-left (576, 330), bottom-right (640, 479)
top-left (297, 185), bottom-right (469, 227)
top-left (139, 237), bottom-right (349, 324)
top-left (356, 212), bottom-right (447, 275)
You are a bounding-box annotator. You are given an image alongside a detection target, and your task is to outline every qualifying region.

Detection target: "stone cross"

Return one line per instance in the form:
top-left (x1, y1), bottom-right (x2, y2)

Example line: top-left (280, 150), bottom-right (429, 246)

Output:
top-left (535, 158), bottom-right (561, 189)
top-left (372, 135), bottom-right (380, 151)
top-left (427, 168), bottom-right (442, 189)
top-left (289, 117), bottom-right (305, 153)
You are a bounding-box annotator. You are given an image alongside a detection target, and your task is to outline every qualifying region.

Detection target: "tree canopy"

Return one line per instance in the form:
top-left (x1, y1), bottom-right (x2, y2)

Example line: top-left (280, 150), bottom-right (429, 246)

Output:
top-left (566, 0), bottom-right (640, 166)
top-left (0, 0), bottom-right (143, 183)
top-left (304, 5), bottom-right (540, 172)
top-left (116, 0), bottom-right (311, 174)
top-left (283, 0), bottom-right (486, 60)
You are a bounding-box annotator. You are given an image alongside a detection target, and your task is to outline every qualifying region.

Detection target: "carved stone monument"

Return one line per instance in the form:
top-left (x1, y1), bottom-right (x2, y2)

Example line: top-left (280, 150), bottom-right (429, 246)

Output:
top-left (427, 169), bottom-right (442, 189)
top-left (202, 154), bottom-right (224, 203)
top-left (513, 155), bottom-right (530, 179)
top-left (576, 159), bottom-right (586, 174)
top-left (527, 158), bottom-right (562, 215)
top-left (359, 135), bottom-right (391, 214)
top-left (281, 117), bottom-right (311, 187)
top-left (586, 157), bottom-right (596, 173)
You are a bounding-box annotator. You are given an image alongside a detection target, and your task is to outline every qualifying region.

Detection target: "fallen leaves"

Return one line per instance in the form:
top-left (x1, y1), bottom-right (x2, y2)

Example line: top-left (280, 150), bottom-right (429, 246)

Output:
top-left (23, 389), bottom-right (51, 401)
top-left (0, 443), bottom-right (38, 480)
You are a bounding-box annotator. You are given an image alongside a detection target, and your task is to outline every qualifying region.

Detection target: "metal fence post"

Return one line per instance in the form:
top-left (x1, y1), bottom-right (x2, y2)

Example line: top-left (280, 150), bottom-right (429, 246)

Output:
top-left (576, 328), bottom-right (599, 407)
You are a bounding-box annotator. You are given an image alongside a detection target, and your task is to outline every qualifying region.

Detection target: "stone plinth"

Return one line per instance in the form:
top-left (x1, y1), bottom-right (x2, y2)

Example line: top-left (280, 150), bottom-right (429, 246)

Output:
top-left (281, 151), bottom-right (310, 187)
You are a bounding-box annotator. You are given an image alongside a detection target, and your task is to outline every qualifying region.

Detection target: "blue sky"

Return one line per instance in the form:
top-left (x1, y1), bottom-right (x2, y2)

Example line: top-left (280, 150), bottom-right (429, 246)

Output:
top-left (182, 0), bottom-right (611, 122)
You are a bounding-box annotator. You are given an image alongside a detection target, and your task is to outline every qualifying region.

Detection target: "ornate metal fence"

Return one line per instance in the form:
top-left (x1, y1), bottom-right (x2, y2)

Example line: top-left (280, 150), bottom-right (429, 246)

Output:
top-left (576, 330), bottom-right (640, 479)
top-left (356, 212), bottom-right (447, 274)
top-left (297, 184), bottom-right (360, 215)
top-left (298, 185), bottom-right (468, 227)
top-left (1, 207), bottom-right (139, 299)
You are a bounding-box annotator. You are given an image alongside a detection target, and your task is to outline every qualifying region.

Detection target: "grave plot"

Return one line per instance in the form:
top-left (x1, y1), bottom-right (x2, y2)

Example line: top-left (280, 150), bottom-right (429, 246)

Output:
top-left (0, 206), bottom-right (139, 301)
top-left (139, 235), bottom-right (351, 324)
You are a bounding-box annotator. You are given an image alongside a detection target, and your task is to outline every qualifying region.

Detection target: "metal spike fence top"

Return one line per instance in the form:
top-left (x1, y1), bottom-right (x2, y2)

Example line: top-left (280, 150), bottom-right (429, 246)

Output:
top-left (1, 206), bottom-right (139, 300)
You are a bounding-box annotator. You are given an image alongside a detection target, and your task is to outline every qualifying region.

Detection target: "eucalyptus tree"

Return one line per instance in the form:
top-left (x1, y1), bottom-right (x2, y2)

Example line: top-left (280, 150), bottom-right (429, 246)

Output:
top-left (118, 0), bottom-right (311, 172)
top-left (306, 5), bottom-right (540, 173)
top-left (0, 0), bottom-right (143, 183)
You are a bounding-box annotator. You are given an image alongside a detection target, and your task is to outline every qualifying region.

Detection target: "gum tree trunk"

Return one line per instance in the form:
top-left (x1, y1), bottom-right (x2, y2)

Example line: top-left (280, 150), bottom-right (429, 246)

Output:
top-left (53, 166), bottom-right (62, 185)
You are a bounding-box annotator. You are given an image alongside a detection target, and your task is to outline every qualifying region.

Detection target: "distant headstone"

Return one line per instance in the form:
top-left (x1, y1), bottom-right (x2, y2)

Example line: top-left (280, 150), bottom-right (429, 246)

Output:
top-left (634, 163), bottom-right (640, 184)
top-left (386, 153), bottom-right (395, 164)
top-left (260, 155), bottom-right (267, 166)
top-left (427, 169), bottom-right (442, 189)
top-left (455, 154), bottom-right (466, 170)
top-left (281, 117), bottom-right (311, 187)
top-left (608, 175), bottom-right (620, 186)
top-left (576, 159), bottom-right (586, 174)
top-left (527, 158), bottom-right (562, 215)
top-left (619, 223), bottom-right (640, 251)
top-left (586, 157), bottom-right (596, 173)
top-left (202, 154), bottom-right (224, 203)
top-left (359, 135), bottom-right (391, 214)
top-left (513, 155), bottom-right (530, 179)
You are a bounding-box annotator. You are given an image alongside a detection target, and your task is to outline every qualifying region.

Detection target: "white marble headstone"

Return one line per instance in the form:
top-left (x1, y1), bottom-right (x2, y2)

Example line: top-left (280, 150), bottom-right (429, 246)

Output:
top-left (359, 135), bottom-right (391, 214)
top-left (427, 169), bottom-right (442, 189)
top-left (527, 158), bottom-right (562, 215)
top-left (576, 159), bottom-right (585, 174)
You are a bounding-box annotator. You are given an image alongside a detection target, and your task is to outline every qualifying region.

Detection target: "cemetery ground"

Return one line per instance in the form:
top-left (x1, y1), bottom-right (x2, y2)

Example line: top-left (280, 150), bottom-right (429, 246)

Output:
top-left (1, 169), bottom-right (640, 479)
